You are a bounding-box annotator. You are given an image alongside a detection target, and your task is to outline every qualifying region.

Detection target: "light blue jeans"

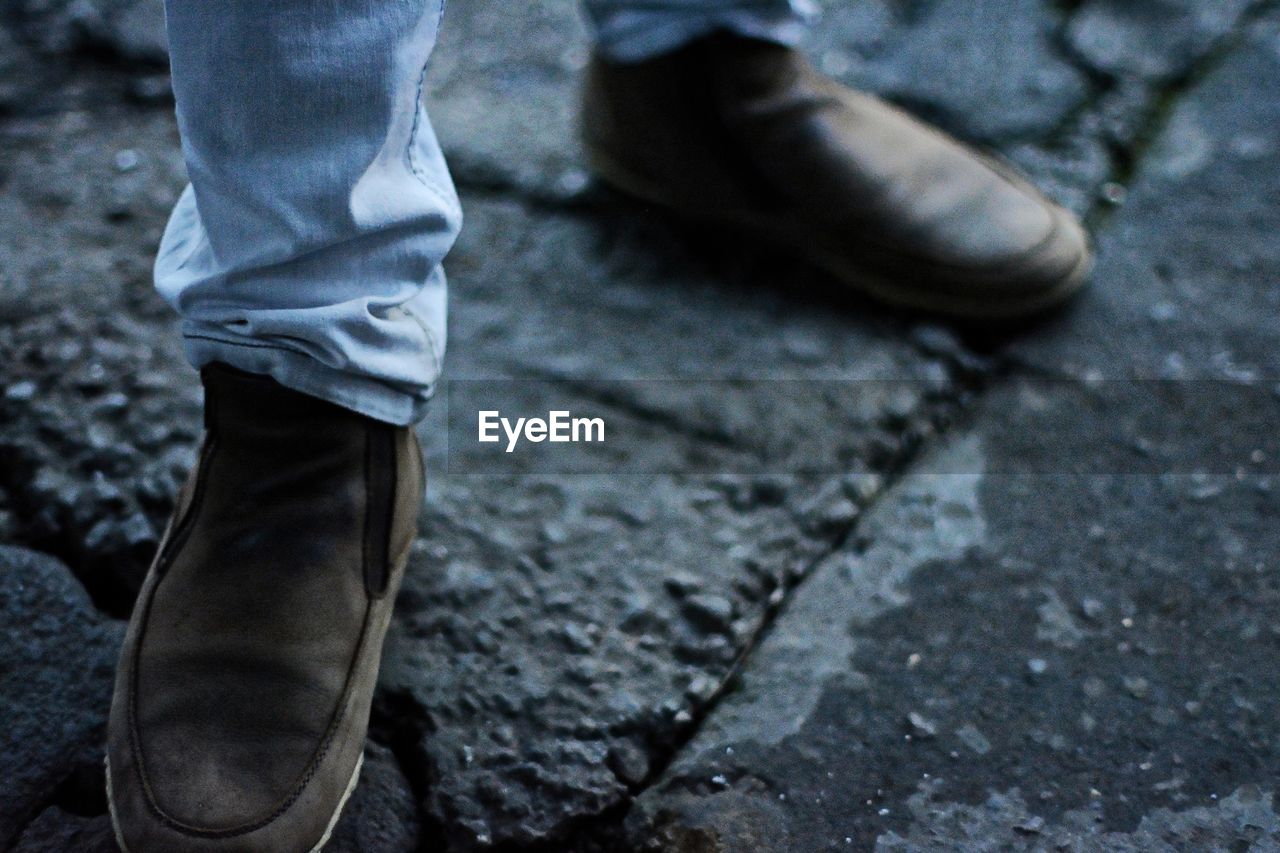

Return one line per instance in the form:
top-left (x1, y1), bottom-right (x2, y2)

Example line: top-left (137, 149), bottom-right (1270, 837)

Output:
top-left (157, 0), bottom-right (818, 425)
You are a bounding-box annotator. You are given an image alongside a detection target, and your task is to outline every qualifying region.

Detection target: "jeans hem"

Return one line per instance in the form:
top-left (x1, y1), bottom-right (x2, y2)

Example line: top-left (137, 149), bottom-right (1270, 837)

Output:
top-left (182, 333), bottom-right (433, 426)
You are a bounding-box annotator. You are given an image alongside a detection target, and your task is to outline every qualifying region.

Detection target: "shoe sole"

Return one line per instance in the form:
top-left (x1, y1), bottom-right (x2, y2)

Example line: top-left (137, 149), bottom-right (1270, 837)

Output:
top-left (106, 752), bottom-right (364, 853)
top-left (584, 145), bottom-right (1093, 321)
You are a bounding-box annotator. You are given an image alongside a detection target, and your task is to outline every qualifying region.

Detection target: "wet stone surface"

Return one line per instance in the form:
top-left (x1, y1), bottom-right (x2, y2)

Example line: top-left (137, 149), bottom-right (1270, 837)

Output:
top-left (377, 193), bottom-right (966, 846)
top-left (624, 10), bottom-right (1280, 849)
top-left (627, 394), bottom-right (1280, 849)
top-left (2, 0), bottom-right (1279, 851)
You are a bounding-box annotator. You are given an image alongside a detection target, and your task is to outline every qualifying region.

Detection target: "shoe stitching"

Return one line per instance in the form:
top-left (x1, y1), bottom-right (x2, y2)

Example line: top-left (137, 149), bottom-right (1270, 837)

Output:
top-left (128, 602), bottom-right (378, 839)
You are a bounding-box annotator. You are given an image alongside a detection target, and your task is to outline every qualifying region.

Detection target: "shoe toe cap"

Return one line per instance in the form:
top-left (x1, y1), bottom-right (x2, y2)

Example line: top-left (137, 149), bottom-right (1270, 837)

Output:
top-left (106, 726), bottom-right (360, 853)
top-left (1005, 203), bottom-right (1094, 299)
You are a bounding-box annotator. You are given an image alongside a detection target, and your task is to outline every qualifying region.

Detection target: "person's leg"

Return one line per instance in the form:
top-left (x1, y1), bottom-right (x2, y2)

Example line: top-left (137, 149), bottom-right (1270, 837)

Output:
top-left (155, 0), bottom-right (459, 426)
top-left (107, 3), bottom-right (447, 850)
top-left (583, 0), bottom-right (818, 62)
top-left (579, 7), bottom-right (1092, 319)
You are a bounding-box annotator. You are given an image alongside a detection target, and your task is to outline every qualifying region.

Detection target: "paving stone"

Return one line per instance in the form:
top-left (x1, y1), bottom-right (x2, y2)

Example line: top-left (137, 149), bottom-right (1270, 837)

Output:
top-left (1013, 10), bottom-right (1280, 381)
top-left (628, 379), bottom-right (1280, 848)
top-left (808, 0), bottom-right (1262, 218)
top-left (379, 175), bottom-right (978, 846)
top-left (810, 0), bottom-right (1090, 145)
top-left (0, 546), bottom-right (122, 847)
top-left (624, 27), bottom-right (1280, 842)
top-left (1066, 0), bottom-right (1253, 81)
top-left (624, 434), bottom-right (989, 850)
top-left (325, 744), bottom-right (422, 853)
top-left (811, 0), bottom-right (1110, 215)
top-left (0, 40), bottom-right (962, 853)
top-left (4, 3), bottom-right (1275, 851)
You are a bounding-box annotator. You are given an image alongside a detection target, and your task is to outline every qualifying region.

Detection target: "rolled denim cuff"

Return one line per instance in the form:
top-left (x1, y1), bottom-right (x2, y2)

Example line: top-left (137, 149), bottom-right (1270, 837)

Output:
top-left (182, 329), bottom-right (433, 426)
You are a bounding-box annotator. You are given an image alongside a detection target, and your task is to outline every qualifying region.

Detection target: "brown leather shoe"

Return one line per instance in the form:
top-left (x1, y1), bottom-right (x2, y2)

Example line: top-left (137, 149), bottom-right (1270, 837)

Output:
top-left (106, 365), bottom-right (424, 852)
top-left (582, 33), bottom-right (1093, 319)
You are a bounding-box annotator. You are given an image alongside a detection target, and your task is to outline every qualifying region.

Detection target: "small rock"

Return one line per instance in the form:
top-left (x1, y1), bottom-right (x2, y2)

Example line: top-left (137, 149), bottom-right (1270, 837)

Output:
top-left (326, 742), bottom-right (420, 851)
top-left (93, 392), bottom-right (130, 415)
top-left (1100, 181), bottom-right (1127, 206)
top-left (559, 623), bottom-right (595, 654)
top-left (844, 473), bottom-right (882, 503)
top-left (955, 723), bottom-right (992, 756)
top-left (127, 73), bottom-right (173, 104)
top-left (663, 571), bottom-right (703, 598)
top-left (4, 380), bottom-right (37, 402)
top-left (908, 324), bottom-right (989, 373)
top-left (681, 594), bottom-right (734, 634)
top-left (782, 328), bottom-right (826, 363)
top-left (686, 674), bottom-right (717, 703)
top-left (1080, 597), bottom-right (1106, 622)
top-left (552, 168), bottom-right (589, 198)
top-left (119, 512), bottom-right (157, 548)
top-left (1036, 591), bottom-right (1084, 648)
top-left (1014, 815), bottom-right (1045, 835)
top-left (906, 711), bottom-right (938, 739)
top-left (114, 149), bottom-right (140, 172)
top-left (819, 498), bottom-right (860, 530)
top-left (607, 743), bottom-right (650, 787)
top-left (618, 597), bottom-right (663, 634)
top-left (1122, 675), bottom-right (1151, 700)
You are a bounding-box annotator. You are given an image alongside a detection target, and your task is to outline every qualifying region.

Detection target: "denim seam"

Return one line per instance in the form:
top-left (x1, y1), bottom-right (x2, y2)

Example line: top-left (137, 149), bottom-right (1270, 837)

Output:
top-left (173, 227), bottom-right (209, 273)
top-left (184, 333), bottom-right (300, 355)
top-left (405, 0), bottom-right (447, 189)
top-left (401, 303), bottom-right (442, 391)
top-left (401, 7), bottom-right (447, 393)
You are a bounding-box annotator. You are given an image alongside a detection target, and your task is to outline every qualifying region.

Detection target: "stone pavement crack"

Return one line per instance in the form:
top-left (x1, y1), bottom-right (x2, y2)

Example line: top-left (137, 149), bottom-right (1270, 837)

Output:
top-left (18, 1), bottom-right (1278, 847)
top-left (370, 688), bottom-right (450, 853)
top-left (541, 370), bottom-right (990, 851)
top-left (1087, 36), bottom-right (1246, 227)
top-left (1061, 0), bottom-right (1276, 227)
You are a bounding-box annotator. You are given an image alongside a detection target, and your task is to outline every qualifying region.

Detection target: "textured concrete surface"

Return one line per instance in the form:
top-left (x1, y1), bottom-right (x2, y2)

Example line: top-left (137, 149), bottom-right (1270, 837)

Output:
top-left (1, 0), bottom-right (1277, 850)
